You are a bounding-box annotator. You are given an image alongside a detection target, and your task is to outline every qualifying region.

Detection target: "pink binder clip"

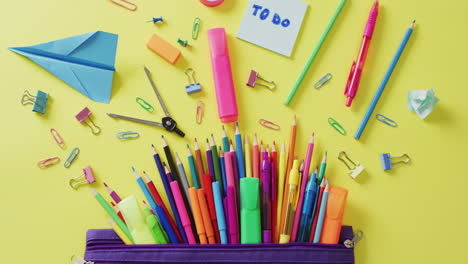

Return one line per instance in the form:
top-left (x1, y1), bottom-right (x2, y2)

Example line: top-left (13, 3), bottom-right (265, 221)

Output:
top-left (69, 166), bottom-right (96, 189)
top-left (76, 107), bottom-right (101, 135)
top-left (246, 70), bottom-right (276, 90)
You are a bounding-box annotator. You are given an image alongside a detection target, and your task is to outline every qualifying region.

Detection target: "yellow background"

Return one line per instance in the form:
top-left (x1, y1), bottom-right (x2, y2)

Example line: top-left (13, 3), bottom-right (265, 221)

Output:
top-left (1, 0), bottom-right (467, 263)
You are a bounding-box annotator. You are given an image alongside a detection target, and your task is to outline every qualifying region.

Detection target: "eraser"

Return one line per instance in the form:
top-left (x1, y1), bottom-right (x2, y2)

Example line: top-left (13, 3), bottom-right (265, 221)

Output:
top-left (147, 34), bottom-right (181, 64)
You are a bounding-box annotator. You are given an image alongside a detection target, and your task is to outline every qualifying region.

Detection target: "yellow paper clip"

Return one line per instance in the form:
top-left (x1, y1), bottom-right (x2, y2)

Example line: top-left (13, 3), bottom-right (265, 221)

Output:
top-left (110, 0), bottom-right (137, 11)
top-left (117, 131), bottom-right (140, 140)
top-left (50, 128), bottom-right (65, 149)
top-left (328, 117), bottom-right (346, 135)
top-left (64, 147), bottom-right (80, 168)
top-left (136, 97), bottom-right (154, 112)
top-left (192, 17), bottom-right (201, 40)
top-left (314, 73), bottom-right (333, 89)
top-left (259, 119), bottom-right (280, 130)
top-left (196, 100), bottom-right (204, 124)
top-left (37, 157), bottom-right (60, 168)
top-left (376, 114), bottom-right (397, 127)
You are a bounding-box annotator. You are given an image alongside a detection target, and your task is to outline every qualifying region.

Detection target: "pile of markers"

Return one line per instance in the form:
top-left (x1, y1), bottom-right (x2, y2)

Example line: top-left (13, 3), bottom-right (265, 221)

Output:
top-left (91, 118), bottom-right (348, 245)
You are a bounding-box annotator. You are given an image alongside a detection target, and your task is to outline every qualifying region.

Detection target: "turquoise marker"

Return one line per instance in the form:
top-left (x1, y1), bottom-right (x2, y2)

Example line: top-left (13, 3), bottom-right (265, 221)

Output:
top-left (313, 181), bottom-right (329, 243)
top-left (212, 181), bottom-right (228, 244)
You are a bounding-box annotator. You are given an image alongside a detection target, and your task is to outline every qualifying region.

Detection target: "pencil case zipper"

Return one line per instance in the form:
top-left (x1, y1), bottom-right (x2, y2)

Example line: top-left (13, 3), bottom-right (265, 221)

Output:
top-left (83, 226), bottom-right (359, 264)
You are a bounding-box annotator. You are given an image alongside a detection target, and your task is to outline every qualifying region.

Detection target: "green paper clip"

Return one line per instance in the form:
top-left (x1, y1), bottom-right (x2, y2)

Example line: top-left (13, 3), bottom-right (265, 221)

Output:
top-left (328, 117), bottom-right (346, 135)
top-left (376, 114), bottom-right (397, 127)
top-left (117, 131), bottom-right (140, 140)
top-left (192, 17), bottom-right (201, 40)
top-left (136, 97), bottom-right (154, 112)
top-left (64, 147), bottom-right (80, 168)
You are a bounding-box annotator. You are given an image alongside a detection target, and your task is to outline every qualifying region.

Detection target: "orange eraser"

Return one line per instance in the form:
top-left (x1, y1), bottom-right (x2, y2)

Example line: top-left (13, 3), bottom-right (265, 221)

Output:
top-left (320, 186), bottom-right (348, 244)
top-left (146, 34), bottom-right (181, 64)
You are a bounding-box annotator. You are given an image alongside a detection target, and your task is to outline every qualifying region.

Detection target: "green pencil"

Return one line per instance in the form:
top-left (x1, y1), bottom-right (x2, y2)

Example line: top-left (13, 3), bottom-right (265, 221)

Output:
top-left (284, 0), bottom-right (347, 105)
top-left (210, 134), bottom-right (224, 196)
top-left (317, 152), bottom-right (328, 184)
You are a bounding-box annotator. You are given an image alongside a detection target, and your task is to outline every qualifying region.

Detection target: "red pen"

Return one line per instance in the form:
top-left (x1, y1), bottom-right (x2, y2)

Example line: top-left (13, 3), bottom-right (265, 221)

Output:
top-left (344, 0), bottom-right (379, 107)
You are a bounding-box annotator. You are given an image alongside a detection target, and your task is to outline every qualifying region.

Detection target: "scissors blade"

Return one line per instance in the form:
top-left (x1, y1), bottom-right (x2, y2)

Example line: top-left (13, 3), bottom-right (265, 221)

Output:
top-left (107, 113), bottom-right (163, 128)
top-left (143, 66), bottom-right (171, 118)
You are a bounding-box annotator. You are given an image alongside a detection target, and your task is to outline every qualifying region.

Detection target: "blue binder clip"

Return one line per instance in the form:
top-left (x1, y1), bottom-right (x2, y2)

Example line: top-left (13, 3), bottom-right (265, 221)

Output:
top-left (380, 153), bottom-right (411, 171)
top-left (184, 68), bottom-right (202, 94)
top-left (21, 90), bottom-right (48, 114)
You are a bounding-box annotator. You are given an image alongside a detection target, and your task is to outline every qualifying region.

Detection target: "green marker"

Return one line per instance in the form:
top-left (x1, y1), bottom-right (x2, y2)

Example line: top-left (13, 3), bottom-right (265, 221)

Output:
top-left (284, 0), bottom-right (347, 105)
top-left (240, 178), bottom-right (261, 244)
top-left (143, 203), bottom-right (169, 244)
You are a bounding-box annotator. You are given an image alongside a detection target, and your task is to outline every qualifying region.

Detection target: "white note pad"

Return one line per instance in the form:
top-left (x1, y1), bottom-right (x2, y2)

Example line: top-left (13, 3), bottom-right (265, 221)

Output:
top-left (237, 0), bottom-right (308, 57)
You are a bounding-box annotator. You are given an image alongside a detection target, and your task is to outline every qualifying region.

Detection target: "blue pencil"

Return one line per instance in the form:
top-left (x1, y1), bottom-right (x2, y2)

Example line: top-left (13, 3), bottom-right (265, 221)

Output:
top-left (235, 123), bottom-right (246, 178)
top-left (151, 145), bottom-right (187, 244)
top-left (355, 21), bottom-right (416, 139)
top-left (313, 181), bottom-right (329, 243)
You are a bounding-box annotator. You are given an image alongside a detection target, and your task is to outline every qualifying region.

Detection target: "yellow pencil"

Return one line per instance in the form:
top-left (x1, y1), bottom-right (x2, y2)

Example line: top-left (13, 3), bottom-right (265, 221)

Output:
top-left (275, 142), bottom-right (287, 242)
top-left (245, 136), bottom-right (252, 178)
top-left (107, 218), bottom-right (133, 245)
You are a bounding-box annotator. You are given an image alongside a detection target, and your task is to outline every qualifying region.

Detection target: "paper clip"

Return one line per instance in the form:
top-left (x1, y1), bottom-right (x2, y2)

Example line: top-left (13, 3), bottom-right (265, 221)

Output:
top-left (69, 166), bottom-right (96, 189)
top-left (37, 157), bottom-right (60, 168)
top-left (76, 107), bottom-right (101, 135)
top-left (338, 151), bottom-right (365, 179)
top-left (21, 90), bottom-right (48, 114)
top-left (380, 153), bottom-right (410, 171)
top-left (259, 119), bottom-right (280, 130)
top-left (50, 128), bottom-right (65, 149)
top-left (314, 73), bottom-right (333, 89)
top-left (246, 70), bottom-right (276, 90)
top-left (117, 131), bottom-right (140, 140)
top-left (185, 68), bottom-right (202, 94)
top-left (136, 97), bottom-right (154, 112)
top-left (64, 147), bottom-right (80, 168)
top-left (192, 17), bottom-right (201, 40)
top-left (328, 117), bottom-right (346, 135)
top-left (195, 101), bottom-right (204, 124)
top-left (110, 0), bottom-right (137, 11)
top-left (376, 114), bottom-right (397, 127)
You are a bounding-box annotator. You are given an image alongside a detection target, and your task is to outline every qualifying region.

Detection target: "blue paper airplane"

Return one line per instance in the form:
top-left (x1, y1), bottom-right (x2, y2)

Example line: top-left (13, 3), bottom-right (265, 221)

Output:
top-left (9, 31), bottom-right (118, 103)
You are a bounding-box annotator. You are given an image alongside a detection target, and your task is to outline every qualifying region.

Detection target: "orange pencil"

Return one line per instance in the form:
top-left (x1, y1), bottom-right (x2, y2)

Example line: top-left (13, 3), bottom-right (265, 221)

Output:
top-left (320, 186), bottom-right (348, 244)
top-left (194, 139), bottom-right (205, 189)
top-left (188, 187), bottom-right (207, 244)
top-left (252, 134), bottom-right (260, 179)
top-left (197, 189), bottom-right (216, 244)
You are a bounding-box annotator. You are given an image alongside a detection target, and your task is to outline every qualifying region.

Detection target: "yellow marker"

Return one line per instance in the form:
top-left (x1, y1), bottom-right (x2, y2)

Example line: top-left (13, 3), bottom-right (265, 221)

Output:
top-left (245, 136), bottom-right (252, 178)
top-left (107, 218), bottom-right (133, 245)
top-left (275, 143), bottom-right (287, 242)
top-left (279, 160), bottom-right (300, 244)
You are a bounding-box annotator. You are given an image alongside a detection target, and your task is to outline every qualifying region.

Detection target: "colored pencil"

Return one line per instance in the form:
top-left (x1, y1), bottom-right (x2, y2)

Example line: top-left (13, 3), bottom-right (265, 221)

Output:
top-left (202, 173), bottom-right (221, 243)
top-left (252, 134), bottom-right (260, 179)
top-left (291, 134), bottom-right (315, 242)
top-left (219, 148), bottom-right (227, 195)
top-left (317, 152), bottom-right (327, 185)
top-left (313, 181), bottom-right (329, 243)
top-left (188, 187), bottom-right (207, 244)
top-left (210, 135), bottom-right (224, 195)
top-left (309, 177), bottom-right (326, 242)
top-left (186, 145), bottom-right (200, 189)
top-left (103, 182), bottom-right (122, 203)
top-left (261, 149), bottom-right (272, 243)
top-left (162, 136), bottom-right (183, 196)
top-left (175, 152), bottom-right (191, 200)
top-left (235, 123), bottom-right (246, 178)
top-left (230, 142), bottom-right (240, 191)
top-left (107, 218), bottom-right (133, 245)
top-left (221, 126), bottom-right (230, 152)
top-left (194, 138), bottom-right (205, 188)
top-left (275, 142), bottom-right (286, 242)
top-left (110, 201), bottom-right (126, 224)
top-left (205, 139), bottom-right (215, 181)
top-left (244, 136), bottom-right (252, 178)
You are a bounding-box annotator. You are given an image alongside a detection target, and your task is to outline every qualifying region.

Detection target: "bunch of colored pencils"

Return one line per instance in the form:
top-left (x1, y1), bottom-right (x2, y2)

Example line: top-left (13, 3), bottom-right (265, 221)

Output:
top-left (91, 117), bottom-right (345, 245)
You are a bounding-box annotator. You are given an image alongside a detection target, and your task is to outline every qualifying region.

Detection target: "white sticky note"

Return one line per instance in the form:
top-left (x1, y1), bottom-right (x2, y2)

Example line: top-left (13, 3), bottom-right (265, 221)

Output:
top-left (237, 0), bottom-right (308, 57)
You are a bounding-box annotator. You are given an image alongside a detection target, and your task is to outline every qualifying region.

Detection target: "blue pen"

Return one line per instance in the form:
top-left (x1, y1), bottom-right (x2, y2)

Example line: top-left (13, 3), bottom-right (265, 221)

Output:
top-left (313, 181), bottom-right (329, 243)
top-left (297, 171), bottom-right (317, 242)
top-left (220, 147), bottom-right (227, 195)
top-left (355, 21), bottom-right (416, 139)
top-left (235, 123), bottom-right (246, 178)
top-left (133, 167), bottom-right (179, 243)
top-left (212, 181), bottom-right (228, 244)
top-left (152, 145), bottom-right (187, 243)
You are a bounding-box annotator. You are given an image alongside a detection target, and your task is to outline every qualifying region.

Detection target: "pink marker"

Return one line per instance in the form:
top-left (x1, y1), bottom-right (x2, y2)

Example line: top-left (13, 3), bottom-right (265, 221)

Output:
top-left (227, 186), bottom-right (239, 244)
top-left (170, 181), bottom-right (196, 244)
top-left (208, 28), bottom-right (238, 123)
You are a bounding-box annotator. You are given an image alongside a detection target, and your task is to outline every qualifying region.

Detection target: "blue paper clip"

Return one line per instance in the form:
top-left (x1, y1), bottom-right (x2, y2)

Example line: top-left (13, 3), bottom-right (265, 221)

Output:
top-left (64, 147), bottom-right (80, 168)
top-left (21, 90), bottom-right (48, 114)
top-left (314, 73), bottom-right (332, 89)
top-left (117, 131), bottom-right (140, 140)
top-left (380, 153), bottom-right (410, 171)
top-left (185, 68), bottom-right (202, 94)
top-left (328, 117), bottom-right (346, 135)
top-left (376, 114), bottom-right (397, 127)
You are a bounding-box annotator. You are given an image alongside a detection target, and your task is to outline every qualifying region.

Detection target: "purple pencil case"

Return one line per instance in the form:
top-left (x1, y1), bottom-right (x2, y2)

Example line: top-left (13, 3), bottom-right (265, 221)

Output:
top-left (83, 226), bottom-right (357, 264)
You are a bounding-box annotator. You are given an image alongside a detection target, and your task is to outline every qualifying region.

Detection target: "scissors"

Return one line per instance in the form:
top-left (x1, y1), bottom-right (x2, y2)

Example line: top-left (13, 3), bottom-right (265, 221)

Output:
top-left (107, 66), bottom-right (185, 137)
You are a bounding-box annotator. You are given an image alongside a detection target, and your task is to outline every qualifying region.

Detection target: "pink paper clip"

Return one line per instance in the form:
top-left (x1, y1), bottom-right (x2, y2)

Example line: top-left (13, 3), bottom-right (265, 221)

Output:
top-left (76, 107), bottom-right (101, 135)
top-left (37, 157), bottom-right (60, 168)
top-left (246, 70), bottom-right (276, 90)
top-left (258, 119), bottom-right (280, 130)
top-left (110, 0), bottom-right (137, 11)
top-left (50, 128), bottom-right (65, 149)
top-left (69, 166), bottom-right (96, 189)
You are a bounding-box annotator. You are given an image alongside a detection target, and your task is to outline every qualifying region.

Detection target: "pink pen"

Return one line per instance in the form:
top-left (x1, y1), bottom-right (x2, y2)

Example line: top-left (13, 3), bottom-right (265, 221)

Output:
top-left (291, 134), bottom-right (315, 242)
top-left (344, 1), bottom-right (379, 107)
top-left (261, 151), bottom-right (272, 243)
top-left (208, 28), bottom-right (238, 123)
top-left (227, 186), bottom-right (239, 243)
top-left (170, 181), bottom-right (196, 244)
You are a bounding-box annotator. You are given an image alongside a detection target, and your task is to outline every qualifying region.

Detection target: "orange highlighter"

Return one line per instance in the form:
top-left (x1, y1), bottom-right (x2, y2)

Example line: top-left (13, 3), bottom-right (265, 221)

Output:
top-left (188, 187), bottom-right (207, 244)
top-left (319, 186), bottom-right (348, 244)
top-left (197, 189), bottom-right (216, 244)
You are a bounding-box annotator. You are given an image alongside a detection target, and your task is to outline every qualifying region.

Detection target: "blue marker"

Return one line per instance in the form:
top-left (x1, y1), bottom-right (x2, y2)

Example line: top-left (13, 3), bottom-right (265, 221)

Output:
top-left (235, 123), bottom-right (246, 178)
top-left (219, 147), bottom-right (227, 195)
top-left (212, 181), bottom-right (228, 244)
top-left (313, 181), bottom-right (330, 243)
top-left (297, 171), bottom-right (318, 242)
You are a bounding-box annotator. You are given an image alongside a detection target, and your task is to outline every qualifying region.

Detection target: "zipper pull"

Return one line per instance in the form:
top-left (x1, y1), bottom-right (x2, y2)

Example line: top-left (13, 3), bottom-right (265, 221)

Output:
top-left (71, 255), bottom-right (94, 264)
top-left (344, 230), bottom-right (364, 248)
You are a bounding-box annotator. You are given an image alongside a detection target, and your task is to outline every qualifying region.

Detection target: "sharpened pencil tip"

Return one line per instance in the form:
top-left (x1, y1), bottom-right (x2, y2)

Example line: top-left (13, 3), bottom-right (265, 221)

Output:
top-left (103, 182), bottom-right (108, 187)
top-left (131, 166), bottom-right (135, 172)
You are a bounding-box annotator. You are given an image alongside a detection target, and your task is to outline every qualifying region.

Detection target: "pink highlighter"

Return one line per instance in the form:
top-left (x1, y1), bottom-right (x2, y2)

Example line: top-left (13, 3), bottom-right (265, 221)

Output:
top-left (208, 28), bottom-right (238, 123)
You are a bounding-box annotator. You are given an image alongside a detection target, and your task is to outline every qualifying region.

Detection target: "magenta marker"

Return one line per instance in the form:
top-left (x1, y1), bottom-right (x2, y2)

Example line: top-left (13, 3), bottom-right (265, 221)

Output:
top-left (208, 28), bottom-right (238, 123)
